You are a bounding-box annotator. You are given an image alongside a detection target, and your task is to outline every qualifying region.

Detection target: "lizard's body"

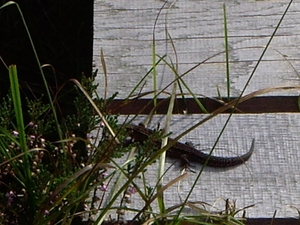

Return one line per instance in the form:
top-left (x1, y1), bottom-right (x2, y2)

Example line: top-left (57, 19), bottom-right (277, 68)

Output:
top-left (126, 124), bottom-right (255, 168)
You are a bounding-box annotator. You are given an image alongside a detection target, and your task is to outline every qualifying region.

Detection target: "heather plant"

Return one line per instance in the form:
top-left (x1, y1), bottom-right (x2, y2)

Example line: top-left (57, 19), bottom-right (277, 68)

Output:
top-left (0, 66), bottom-right (125, 224)
top-left (0, 0), bottom-right (298, 225)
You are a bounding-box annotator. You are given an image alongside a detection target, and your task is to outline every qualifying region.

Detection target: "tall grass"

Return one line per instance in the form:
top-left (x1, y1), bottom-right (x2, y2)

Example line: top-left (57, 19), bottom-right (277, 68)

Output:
top-left (0, 1), bottom-right (62, 142)
top-left (0, 0), bottom-right (297, 224)
top-left (128, 0), bottom-right (295, 223)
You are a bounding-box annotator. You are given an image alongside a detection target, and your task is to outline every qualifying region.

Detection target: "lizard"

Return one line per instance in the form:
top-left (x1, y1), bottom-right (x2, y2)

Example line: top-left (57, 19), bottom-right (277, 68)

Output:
top-left (126, 123), bottom-right (255, 168)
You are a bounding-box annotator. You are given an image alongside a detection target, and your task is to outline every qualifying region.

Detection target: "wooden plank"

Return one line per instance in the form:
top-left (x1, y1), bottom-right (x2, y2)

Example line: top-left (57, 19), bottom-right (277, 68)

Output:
top-left (246, 218), bottom-right (299, 225)
top-left (114, 114), bottom-right (300, 219)
top-left (93, 0), bottom-right (300, 220)
top-left (93, 0), bottom-right (300, 98)
top-left (103, 218), bottom-right (300, 225)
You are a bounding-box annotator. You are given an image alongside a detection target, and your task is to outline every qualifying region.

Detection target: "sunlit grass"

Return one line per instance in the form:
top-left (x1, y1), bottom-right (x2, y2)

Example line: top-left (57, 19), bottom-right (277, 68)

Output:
top-left (0, 0), bottom-right (297, 224)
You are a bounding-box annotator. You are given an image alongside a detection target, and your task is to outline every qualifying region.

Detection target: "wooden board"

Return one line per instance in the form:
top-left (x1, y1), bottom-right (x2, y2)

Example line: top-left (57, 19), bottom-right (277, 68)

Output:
top-left (93, 0), bottom-right (300, 219)
top-left (110, 114), bottom-right (300, 219)
top-left (93, 0), bottom-right (300, 98)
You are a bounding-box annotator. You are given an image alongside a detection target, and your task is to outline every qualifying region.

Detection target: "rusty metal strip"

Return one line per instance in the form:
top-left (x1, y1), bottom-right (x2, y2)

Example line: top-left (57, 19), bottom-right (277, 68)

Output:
top-left (107, 96), bottom-right (299, 114)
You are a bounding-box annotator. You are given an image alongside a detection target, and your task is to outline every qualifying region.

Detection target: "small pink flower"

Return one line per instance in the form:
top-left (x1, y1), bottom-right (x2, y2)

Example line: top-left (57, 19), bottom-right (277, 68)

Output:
top-left (44, 210), bottom-right (50, 216)
top-left (126, 186), bottom-right (137, 195)
top-left (86, 133), bottom-right (92, 139)
top-left (99, 171), bottom-right (108, 179)
top-left (99, 184), bottom-right (107, 191)
top-left (30, 135), bottom-right (36, 139)
top-left (5, 191), bottom-right (15, 206)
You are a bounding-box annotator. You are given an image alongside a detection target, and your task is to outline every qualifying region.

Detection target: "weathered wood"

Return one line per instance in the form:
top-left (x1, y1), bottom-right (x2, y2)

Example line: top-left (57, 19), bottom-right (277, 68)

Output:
top-left (114, 114), bottom-right (300, 219)
top-left (93, 0), bottom-right (300, 219)
top-left (94, 0), bottom-right (300, 98)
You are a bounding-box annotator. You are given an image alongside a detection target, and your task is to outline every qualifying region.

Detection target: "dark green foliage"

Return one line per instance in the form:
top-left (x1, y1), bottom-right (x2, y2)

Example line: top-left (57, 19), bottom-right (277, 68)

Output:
top-left (0, 94), bottom-right (13, 128)
top-left (0, 72), bottom-right (128, 224)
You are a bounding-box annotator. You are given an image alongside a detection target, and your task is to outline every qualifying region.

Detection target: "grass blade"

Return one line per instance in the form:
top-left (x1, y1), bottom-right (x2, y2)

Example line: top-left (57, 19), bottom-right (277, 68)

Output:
top-left (9, 65), bottom-right (37, 220)
top-left (223, 3), bottom-right (230, 100)
top-left (0, 1), bottom-right (63, 144)
top-left (8, 65), bottom-right (30, 180)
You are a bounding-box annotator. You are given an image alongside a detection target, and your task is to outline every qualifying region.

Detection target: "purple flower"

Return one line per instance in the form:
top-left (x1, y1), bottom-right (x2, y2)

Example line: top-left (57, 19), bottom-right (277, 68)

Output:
top-left (86, 133), bottom-right (92, 139)
top-left (5, 191), bottom-right (15, 206)
top-left (99, 183), bottom-right (108, 191)
top-left (44, 210), bottom-right (50, 216)
top-left (99, 171), bottom-right (108, 179)
top-left (126, 186), bottom-right (137, 195)
top-left (30, 135), bottom-right (36, 139)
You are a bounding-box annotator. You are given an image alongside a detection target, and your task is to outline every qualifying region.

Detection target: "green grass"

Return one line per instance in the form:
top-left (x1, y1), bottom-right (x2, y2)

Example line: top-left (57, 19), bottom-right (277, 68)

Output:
top-left (0, 0), bottom-right (298, 224)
